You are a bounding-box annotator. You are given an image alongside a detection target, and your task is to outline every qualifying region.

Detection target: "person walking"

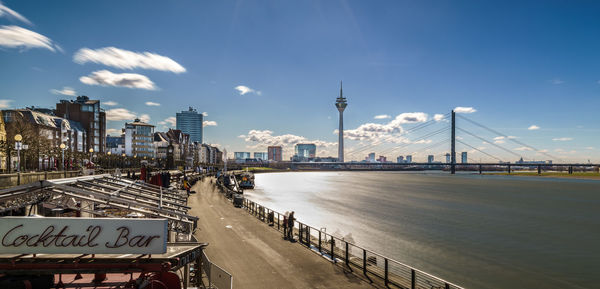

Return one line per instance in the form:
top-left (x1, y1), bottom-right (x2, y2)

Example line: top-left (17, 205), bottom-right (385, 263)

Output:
top-left (287, 211), bottom-right (295, 241)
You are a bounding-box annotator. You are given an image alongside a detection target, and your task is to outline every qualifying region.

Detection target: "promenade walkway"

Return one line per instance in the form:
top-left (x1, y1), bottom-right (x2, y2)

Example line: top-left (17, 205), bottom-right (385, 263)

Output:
top-left (188, 177), bottom-right (379, 289)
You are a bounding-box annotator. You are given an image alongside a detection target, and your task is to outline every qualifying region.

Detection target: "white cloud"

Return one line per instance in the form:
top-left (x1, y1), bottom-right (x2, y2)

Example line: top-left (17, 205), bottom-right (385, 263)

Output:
top-left (203, 120), bottom-right (217, 127)
top-left (202, 112), bottom-right (208, 117)
top-left (552, 137), bottom-right (573, 141)
top-left (0, 99), bottom-right (13, 109)
top-left (105, 108), bottom-right (137, 121)
top-left (139, 114), bottom-right (150, 123)
top-left (374, 114), bottom-right (391, 119)
top-left (145, 101), bottom-right (160, 106)
top-left (528, 125), bottom-right (540, 130)
top-left (158, 116), bottom-right (176, 127)
top-left (494, 140), bottom-right (505, 144)
top-left (80, 70), bottom-right (157, 90)
top-left (433, 114), bottom-right (445, 121)
top-left (73, 47), bottom-right (186, 73)
top-left (50, 86), bottom-right (76, 96)
top-left (0, 3), bottom-right (31, 25)
top-left (454, 107), bottom-right (477, 114)
top-left (242, 130), bottom-right (336, 157)
top-left (342, 112), bottom-right (428, 143)
top-left (507, 135), bottom-right (517, 139)
top-left (585, 147), bottom-right (595, 150)
top-left (493, 136), bottom-right (505, 140)
top-left (0, 25), bottom-right (59, 52)
top-left (515, 146), bottom-right (533, 151)
top-left (235, 85), bottom-right (261, 95)
top-left (106, 128), bottom-right (121, 135)
top-left (104, 101), bottom-right (118, 106)
top-left (550, 78), bottom-right (564, 85)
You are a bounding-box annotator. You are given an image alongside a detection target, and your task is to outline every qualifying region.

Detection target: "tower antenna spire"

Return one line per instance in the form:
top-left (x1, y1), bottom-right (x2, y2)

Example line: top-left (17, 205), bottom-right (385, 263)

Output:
top-left (340, 81), bottom-right (343, 98)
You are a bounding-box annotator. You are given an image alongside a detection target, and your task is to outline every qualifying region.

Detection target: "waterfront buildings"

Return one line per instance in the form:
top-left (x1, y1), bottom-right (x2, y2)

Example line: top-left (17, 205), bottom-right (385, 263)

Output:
top-left (293, 143), bottom-right (316, 162)
top-left (428, 155), bottom-right (434, 163)
top-left (397, 156), bottom-right (404, 163)
top-left (124, 119), bottom-right (155, 158)
top-left (461, 152), bottom-right (468, 163)
top-left (268, 146), bottom-right (282, 162)
top-left (335, 82), bottom-right (347, 162)
top-left (445, 153), bottom-right (451, 163)
top-left (176, 107), bottom-right (203, 143)
top-left (406, 155), bottom-right (413, 163)
top-left (55, 96), bottom-right (106, 153)
top-left (106, 134), bottom-right (125, 155)
top-left (234, 152), bottom-right (251, 160)
top-left (254, 152), bottom-right (268, 160)
top-left (377, 156), bottom-right (387, 163)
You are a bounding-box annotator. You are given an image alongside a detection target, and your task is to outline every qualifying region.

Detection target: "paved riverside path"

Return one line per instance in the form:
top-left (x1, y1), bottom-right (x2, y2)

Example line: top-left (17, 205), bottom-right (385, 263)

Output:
top-left (188, 177), bottom-right (379, 289)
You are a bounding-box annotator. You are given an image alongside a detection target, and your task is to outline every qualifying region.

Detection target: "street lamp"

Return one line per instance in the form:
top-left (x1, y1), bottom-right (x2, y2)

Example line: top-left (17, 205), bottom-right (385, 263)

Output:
top-left (14, 134), bottom-right (22, 172)
top-left (107, 151), bottom-right (112, 168)
top-left (59, 143), bottom-right (66, 171)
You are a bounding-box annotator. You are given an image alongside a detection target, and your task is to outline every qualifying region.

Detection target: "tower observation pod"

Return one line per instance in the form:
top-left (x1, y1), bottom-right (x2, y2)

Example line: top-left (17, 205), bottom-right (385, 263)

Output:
top-left (335, 81), bottom-right (347, 163)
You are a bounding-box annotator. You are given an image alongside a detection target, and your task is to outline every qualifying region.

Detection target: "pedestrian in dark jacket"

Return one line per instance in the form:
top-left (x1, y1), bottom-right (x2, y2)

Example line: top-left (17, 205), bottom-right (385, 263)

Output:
top-left (287, 211), bottom-right (295, 241)
top-left (283, 214), bottom-right (288, 239)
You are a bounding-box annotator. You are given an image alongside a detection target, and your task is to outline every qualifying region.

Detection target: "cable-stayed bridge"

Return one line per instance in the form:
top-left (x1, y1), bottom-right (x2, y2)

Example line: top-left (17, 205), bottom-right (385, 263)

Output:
top-left (288, 110), bottom-right (599, 174)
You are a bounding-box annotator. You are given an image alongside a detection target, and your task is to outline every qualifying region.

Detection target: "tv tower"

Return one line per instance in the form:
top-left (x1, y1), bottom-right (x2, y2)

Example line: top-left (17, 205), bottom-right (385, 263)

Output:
top-left (335, 81), bottom-right (347, 162)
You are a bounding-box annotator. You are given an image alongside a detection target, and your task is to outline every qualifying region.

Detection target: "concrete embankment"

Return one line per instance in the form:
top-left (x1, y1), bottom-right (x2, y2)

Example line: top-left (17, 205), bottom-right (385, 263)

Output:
top-left (188, 177), bottom-right (379, 289)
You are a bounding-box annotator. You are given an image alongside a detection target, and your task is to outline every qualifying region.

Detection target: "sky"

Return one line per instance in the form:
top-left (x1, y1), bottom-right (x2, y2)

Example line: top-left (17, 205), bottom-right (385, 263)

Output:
top-left (1, 0), bottom-right (599, 163)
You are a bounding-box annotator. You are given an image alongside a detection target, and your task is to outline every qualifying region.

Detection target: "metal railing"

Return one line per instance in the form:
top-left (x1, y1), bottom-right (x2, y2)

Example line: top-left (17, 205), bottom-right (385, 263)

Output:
top-left (214, 178), bottom-right (464, 289)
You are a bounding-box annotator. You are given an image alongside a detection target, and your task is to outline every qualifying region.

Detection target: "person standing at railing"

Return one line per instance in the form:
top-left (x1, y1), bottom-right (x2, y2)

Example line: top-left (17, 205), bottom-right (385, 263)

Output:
top-left (287, 211), bottom-right (295, 241)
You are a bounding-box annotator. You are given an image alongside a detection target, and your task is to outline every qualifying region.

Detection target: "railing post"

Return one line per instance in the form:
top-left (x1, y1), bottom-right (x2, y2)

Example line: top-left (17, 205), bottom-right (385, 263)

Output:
top-left (384, 258), bottom-right (389, 287)
top-left (298, 224), bottom-right (303, 243)
top-left (445, 283), bottom-right (450, 289)
top-left (306, 226), bottom-right (310, 246)
top-left (363, 249), bottom-right (367, 276)
top-left (411, 269), bottom-right (415, 289)
top-left (277, 212), bottom-right (280, 230)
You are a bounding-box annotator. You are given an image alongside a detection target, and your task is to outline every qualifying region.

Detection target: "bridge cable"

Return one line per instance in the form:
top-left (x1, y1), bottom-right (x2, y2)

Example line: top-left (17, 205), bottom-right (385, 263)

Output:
top-left (456, 127), bottom-right (523, 158)
top-left (456, 140), bottom-right (504, 162)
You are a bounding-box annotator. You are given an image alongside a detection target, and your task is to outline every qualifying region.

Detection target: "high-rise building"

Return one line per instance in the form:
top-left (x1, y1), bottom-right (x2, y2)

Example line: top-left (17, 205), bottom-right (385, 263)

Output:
top-left (406, 155), bottom-right (412, 163)
top-left (397, 156), bottom-right (404, 163)
top-left (335, 82), bottom-right (347, 163)
top-left (377, 156), bottom-right (387, 163)
top-left (428, 155), bottom-right (434, 163)
top-left (367, 153), bottom-right (376, 162)
top-left (176, 107), bottom-right (203, 143)
top-left (445, 153), bottom-right (451, 163)
top-left (268, 146), bottom-right (282, 161)
top-left (124, 119), bottom-right (155, 157)
top-left (294, 143), bottom-right (316, 161)
top-left (254, 152), bottom-right (268, 160)
top-left (461, 152), bottom-right (468, 163)
top-left (234, 152), bottom-right (251, 160)
top-left (56, 96), bottom-right (106, 152)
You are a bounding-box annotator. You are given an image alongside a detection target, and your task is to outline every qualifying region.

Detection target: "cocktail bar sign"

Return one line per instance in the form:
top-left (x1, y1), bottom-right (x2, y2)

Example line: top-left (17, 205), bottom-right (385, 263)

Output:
top-left (0, 217), bottom-right (167, 254)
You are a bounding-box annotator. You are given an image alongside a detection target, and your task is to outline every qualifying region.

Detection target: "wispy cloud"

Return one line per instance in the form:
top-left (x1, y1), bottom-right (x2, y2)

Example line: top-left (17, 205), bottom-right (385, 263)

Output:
top-left (105, 108), bottom-right (137, 121)
top-left (515, 146), bottom-right (533, 151)
top-left (0, 99), bottom-right (13, 109)
top-left (202, 112), bottom-right (208, 117)
top-left (139, 114), bottom-right (150, 123)
top-left (454, 107), bottom-right (477, 114)
top-left (80, 70), bottom-right (157, 90)
top-left (203, 120), bottom-right (217, 127)
top-left (73, 47), bottom-right (186, 73)
top-left (104, 101), bottom-right (118, 106)
top-left (235, 85), bottom-right (261, 96)
top-left (158, 116), bottom-right (176, 127)
top-left (0, 3), bottom-right (32, 25)
top-left (374, 114), bottom-right (391, 119)
top-left (241, 129), bottom-right (335, 157)
top-left (550, 78), bottom-right (564, 85)
top-left (585, 147), bottom-right (595, 150)
top-left (106, 128), bottom-right (121, 135)
top-left (50, 86), bottom-right (76, 96)
top-left (433, 114), bottom-right (445, 121)
top-left (0, 25), bottom-right (60, 52)
top-left (342, 112), bottom-right (428, 142)
top-left (552, 137), bottom-right (573, 141)
top-left (145, 101), bottom-right (160, 106)
top-left (528, 125), bottom-right (540, 130)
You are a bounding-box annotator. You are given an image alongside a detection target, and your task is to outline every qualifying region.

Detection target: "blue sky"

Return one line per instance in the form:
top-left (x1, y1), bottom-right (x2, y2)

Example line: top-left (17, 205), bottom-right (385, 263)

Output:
top-left (1, 0), bottom-right (599, 162)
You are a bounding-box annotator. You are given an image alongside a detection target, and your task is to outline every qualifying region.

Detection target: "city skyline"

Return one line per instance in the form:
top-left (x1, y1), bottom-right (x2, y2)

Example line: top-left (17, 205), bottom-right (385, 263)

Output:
top-left (1, 1), bottom-right (599, 162)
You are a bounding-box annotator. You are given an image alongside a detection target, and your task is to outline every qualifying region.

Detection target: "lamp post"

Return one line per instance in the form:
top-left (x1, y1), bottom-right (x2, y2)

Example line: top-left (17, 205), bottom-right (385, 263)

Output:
top-left (59, 143), bottom-right (66, 171)
top-left (14, 134), bottom-right (22, 173)
top-left (122, 153), bottom-right (126, 168)
top-left (107, 151), bottom-right (112, 168)
top-left (89, 148), bottom-right (94, 169)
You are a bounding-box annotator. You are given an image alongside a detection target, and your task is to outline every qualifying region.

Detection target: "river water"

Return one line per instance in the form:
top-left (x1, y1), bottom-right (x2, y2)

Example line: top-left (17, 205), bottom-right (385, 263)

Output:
top-left (244, 171), bottom-right (600, 289)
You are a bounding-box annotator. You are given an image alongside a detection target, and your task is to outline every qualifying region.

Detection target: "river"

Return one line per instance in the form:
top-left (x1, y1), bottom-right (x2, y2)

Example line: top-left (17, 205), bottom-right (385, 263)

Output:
top-left (243, 171), bottom-right (600, 289)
